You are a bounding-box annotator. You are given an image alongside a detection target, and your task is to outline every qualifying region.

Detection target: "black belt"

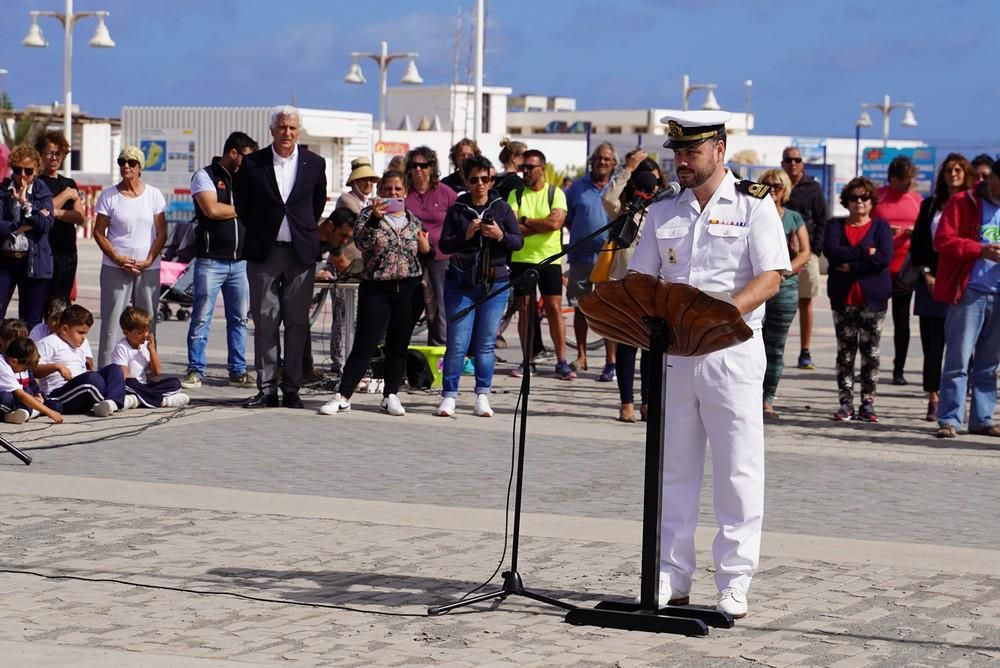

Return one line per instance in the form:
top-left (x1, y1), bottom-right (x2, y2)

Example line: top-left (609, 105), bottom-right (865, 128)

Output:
top-left (274, 241), bottom-right (293, 248)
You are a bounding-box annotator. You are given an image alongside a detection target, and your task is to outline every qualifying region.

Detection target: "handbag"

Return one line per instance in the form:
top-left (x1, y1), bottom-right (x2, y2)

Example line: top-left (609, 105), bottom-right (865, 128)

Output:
top-left (589, 239), bottom-right (617, 282)
top-left (895, 253), bottom-right (920, 291)
top-left (0, 232), bottom-right (29, 254)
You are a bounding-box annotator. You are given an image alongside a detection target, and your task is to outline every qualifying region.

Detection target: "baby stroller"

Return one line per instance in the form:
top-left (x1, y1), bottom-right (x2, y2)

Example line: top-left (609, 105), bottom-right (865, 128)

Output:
top-left (158, 201), bottom-right (197, 321)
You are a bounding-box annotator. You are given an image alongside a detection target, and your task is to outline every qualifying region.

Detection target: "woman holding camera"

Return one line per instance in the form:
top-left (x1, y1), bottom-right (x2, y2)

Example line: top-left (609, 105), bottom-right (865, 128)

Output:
top-left (435, 156), bottom-right (523, 418)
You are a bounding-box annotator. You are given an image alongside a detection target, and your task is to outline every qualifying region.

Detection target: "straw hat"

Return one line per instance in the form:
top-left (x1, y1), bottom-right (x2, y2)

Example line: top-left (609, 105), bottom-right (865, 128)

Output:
top-left (346, 157), bottom-right (378, 185)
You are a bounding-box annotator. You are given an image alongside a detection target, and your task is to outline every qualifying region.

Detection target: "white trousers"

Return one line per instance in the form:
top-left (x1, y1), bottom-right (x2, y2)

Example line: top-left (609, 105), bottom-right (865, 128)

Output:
top-left (659, 332), bottom-right (765, 596)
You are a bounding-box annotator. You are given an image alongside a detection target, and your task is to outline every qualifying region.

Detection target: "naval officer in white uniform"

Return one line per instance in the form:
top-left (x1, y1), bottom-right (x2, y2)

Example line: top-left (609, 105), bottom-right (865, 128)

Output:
top-left (628, 111), bottom-right (790, 619)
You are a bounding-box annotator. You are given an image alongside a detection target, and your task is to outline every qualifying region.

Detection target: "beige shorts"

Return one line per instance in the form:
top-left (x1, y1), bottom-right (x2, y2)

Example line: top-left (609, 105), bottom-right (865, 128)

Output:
top-left (798, 253), bottom-right (820, 299)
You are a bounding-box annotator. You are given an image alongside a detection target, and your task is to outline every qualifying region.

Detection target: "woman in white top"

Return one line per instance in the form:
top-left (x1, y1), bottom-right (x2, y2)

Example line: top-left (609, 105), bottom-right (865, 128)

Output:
top-left (93, 146), bottom-right (168, 367)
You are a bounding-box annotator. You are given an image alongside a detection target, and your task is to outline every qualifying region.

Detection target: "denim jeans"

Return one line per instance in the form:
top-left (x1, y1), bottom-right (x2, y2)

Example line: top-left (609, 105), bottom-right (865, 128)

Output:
top-left (186, 258), bottom-right (250, 376)
top-left (938, 287), bottom-right (1000, 429)
top-left (441, 275), bottom-right (509, 397)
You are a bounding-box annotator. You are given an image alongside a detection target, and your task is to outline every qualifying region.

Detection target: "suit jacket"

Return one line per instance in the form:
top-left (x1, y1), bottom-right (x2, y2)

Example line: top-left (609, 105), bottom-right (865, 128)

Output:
top-left (236, 145), bottom-right (327, 265)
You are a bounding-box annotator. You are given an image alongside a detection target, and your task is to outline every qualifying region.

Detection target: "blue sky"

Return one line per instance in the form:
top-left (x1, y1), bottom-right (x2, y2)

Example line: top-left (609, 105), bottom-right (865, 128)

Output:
top-left (1, 0), bottom-right (997, 153)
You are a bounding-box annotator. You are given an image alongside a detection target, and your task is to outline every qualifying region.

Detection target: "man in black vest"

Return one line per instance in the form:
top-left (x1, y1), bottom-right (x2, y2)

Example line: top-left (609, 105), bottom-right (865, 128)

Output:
top-left (236, 106), bottom-right (328, 408)
top-left (183, 131), bottom-right (258, 390)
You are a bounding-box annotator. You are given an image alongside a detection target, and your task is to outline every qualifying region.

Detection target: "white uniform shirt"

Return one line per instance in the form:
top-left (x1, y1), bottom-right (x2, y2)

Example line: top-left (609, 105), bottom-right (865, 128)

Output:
top-left (111, 337), bottom-right (150, 383)
top-left (0, 355), bottom-right (22, 393)
top-left (36, 334), bottom-right (88, 394)
top-left (30, 323), bottom-right (95, 360)
top-left (272, 145), bottom-right (299, 242)
top-left (628, 170), bottom-right (790, 329)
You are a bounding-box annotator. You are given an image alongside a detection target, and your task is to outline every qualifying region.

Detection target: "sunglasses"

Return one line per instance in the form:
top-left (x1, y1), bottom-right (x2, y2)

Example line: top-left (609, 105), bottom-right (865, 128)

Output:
top-left (43, 151), bottom-right (63, 159)
top-left (762, 182), bottom-right (784, 190)
top-left (117, 158), bottom-right (141, 168)
top-left (467, 176), bottom-right (494, 185)
top-left (782, 157), bottom-right (803, 164)
top-left (846, 194), bottom-right (871, 203)
top-left (519, 163), bottom-right (543, 171)
top-left (11, 167), bottom-right (34, 176)
top-left (409, 161), bottom-right (432, 170)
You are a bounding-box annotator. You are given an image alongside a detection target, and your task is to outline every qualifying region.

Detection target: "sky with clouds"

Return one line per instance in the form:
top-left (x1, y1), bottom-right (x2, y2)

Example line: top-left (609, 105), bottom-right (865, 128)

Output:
top-left (1, 0), bottom-right (997, 153)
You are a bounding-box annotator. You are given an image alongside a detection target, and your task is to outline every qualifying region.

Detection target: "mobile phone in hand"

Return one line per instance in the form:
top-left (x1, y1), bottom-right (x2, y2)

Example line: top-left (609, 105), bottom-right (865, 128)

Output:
top-left (384, 198), bottom-right (405, 214)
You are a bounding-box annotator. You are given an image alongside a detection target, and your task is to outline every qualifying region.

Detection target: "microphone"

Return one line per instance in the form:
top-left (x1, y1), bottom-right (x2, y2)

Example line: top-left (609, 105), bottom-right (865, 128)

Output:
top-left (610, 174), bottom-right (681, 248)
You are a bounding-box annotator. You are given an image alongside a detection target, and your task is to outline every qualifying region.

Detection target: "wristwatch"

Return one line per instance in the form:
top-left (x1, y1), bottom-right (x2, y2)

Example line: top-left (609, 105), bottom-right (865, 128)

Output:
top-left (520, 216), bottom-right (527, 226)
top-left (921, 266), bottom-right (932, 275)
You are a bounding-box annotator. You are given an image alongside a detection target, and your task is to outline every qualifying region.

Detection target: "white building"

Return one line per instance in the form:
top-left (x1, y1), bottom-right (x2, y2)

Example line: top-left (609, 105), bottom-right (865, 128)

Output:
top-left (121, 106), bottom-right (373, 206)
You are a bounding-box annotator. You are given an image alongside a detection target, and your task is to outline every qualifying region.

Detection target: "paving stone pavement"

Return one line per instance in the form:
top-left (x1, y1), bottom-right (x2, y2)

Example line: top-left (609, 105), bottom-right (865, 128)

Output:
top-left (0, 242), bottom-right (997, 666)
top-left (2, 494), bottom-right (1000, 667)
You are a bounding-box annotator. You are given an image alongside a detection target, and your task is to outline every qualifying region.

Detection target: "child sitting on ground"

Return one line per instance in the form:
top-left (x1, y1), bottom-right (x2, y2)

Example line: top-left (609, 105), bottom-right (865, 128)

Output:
top-left (35, 305), bottom-right (126, 417)
top-left (1, 319), bottom-right (32, 389)
top-left (0, 337), bottom-right (64, 424)
top-left (30, 296), bottom-right (69, 341)
top-left (112, 306), bottom-right (189, 409)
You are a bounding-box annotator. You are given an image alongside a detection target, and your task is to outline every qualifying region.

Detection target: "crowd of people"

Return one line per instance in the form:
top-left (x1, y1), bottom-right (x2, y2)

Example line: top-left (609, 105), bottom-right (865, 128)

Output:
top-left (0, 105), bottom-right (996, 443)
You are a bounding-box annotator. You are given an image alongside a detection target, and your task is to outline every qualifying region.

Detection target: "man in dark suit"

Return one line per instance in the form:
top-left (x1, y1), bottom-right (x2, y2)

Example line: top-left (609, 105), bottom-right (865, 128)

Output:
top-left (236, 106), bottom-right (327, 408)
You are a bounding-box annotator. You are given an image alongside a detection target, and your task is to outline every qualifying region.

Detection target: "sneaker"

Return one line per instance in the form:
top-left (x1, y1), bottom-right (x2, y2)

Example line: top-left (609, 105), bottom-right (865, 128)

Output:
top-left (92, 399), bottom-right (118, 417)
top-left (597, 363), bottom-right (616, 382)
top-left (318, 393), bottom-right (351, 415)
top-left (4, 408), bottom-right (30, 424)
top-left (161, 393), bottom-right (190, 408)
top-left (555, 360), bottom-right (577, 381)
top-left (716, 587), bottom-right (748, 619)
top-left (436, 396), bottom-right (456, 417)
top-left (857, 400), bottom-right (878, 422)
top-left (181, 371), bottom-right (202, 389)
top-left (833, 403), bottom-right (854, 422)
top-left (381, 393), bottom-right (406, 416)
top-left (797, 351), bottom-right (815, 370)
top-left (892, 370), bottom-right (908, 386)
top-left (473, 393), bottom-right (494, 417)
top-left (124, 394), bottom-right (139, 410)
top-left (462, 358), bottom-right (475, 375)
top-left (228, 372), bottom-right (253, 388)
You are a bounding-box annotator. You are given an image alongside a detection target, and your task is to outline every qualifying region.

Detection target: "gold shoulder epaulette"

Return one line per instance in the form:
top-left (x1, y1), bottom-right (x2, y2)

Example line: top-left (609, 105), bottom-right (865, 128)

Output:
top-left (737, 180), bottom-right (770, 199)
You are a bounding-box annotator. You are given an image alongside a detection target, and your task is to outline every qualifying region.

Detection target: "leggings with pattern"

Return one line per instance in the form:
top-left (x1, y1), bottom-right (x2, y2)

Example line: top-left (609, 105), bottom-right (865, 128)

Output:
top-left (832, 306), bottom-right (886, 406)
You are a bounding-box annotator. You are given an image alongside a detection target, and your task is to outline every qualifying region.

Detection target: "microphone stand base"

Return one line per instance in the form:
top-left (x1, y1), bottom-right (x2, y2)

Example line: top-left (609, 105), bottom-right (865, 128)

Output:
top-left (566, 599), bottom-right (733, 635)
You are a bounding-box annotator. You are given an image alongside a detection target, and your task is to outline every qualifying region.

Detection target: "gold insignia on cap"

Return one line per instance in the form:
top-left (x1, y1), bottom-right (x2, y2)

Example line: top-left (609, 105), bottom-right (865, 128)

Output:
top-left (667, 121), bottom-right (685, 138)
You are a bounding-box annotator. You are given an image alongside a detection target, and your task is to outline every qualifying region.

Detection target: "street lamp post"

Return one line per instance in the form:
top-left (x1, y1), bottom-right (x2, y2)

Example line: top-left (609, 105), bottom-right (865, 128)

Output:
top-left (344, 41), bottom-right (423, 144)
top-left (859, 94), bottom-right (918, 148)
top-left (855, 111), bottom-right (872, 177)
top-left (22, 0), bottom-right (115, 177)
top-left (681, 74), bottom-right (720, 112)
top-left (744, 79), bottom-right (752, 134)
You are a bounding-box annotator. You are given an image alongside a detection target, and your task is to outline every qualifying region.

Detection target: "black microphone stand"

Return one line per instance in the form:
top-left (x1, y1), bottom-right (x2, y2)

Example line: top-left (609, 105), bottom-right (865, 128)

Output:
top-left (0, 434), bottom-right (32, 465)
top-left (428, 193), bottom-right (667, 617)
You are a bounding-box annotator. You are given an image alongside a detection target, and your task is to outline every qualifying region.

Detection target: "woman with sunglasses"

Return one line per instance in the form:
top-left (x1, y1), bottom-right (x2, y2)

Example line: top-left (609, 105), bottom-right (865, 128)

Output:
top-left (93, 146), bottom-right (168, 367)
top-left (823, 177), bottom-right (893, 422)
top-left (910, 153), bottom-right (974, 421)
top-left (0, 145), bottom-right (55, 328)
top-left (758, 168), bottom-right (811, 419)
top-left (435, 156), bottom-right (523, 418)
top-left (404, 146), bottom-right (457, 347)
top-left (35, 131), bottom-right (85, 302)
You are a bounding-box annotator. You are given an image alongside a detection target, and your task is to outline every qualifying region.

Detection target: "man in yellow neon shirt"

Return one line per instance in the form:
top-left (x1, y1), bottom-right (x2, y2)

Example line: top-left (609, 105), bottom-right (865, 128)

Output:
top-left (507, 149), bottom-right (574, 380)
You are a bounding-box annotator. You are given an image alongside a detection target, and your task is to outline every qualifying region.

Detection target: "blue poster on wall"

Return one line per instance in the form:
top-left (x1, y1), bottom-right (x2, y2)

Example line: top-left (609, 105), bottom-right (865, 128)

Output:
top-left (861, 147), bottom-right (936, 196)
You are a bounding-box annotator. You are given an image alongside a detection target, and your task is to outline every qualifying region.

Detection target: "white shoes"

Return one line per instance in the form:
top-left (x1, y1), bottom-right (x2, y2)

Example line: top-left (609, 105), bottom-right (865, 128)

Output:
top-left (92, 399), bottom-right (118, 417)
top-left (716, 587), bottom-right (748, 619)
top-left (380, 393), bottom-right (405, 416)
top-left (161, 393), bottom-right (190, 408)
top-left (318, 393), bottom-right (351, 415)
top-left (124, 394), bottom-right (139, 409)
top-left (435, 397), bottom-right (456, 417)
top-left (4, 408), bottom-right (31, 424)
top-left (473, 393), bottom-right (494, 417)
top-left (634, 577), bottom-right (689, 608)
